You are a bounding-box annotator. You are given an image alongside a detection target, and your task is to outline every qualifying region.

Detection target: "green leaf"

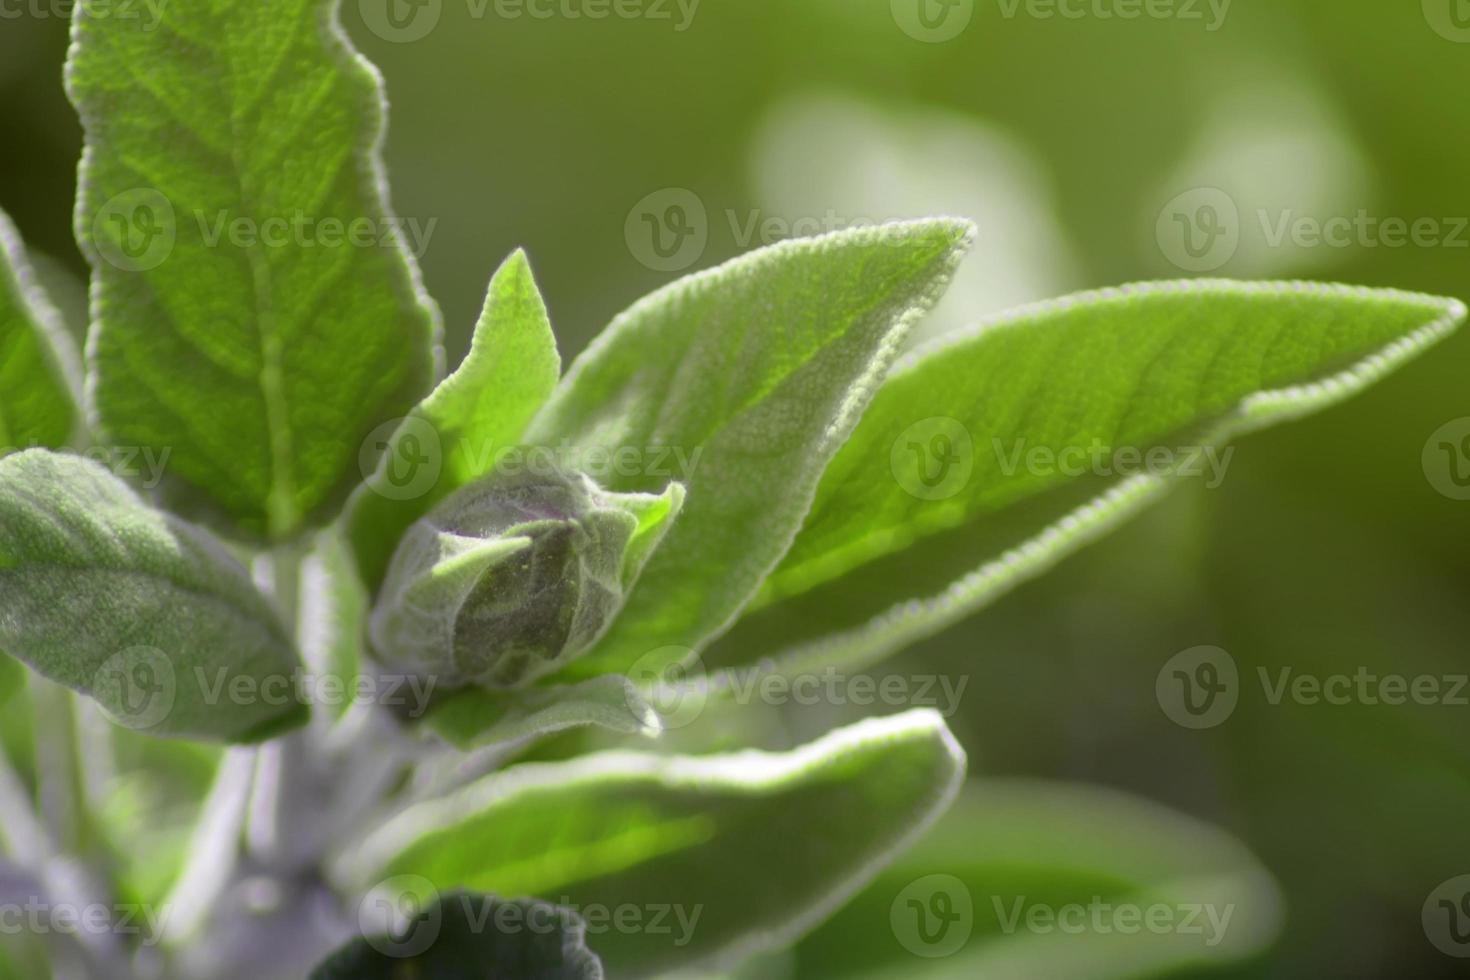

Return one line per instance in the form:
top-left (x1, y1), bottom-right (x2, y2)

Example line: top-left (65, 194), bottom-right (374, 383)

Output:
top-left (66, 0), bottom-right (440, 541)
top-left (346, 249), bottom-right (561, 592)
top-left (337, 709), bottom-right (966, 978)
top-left (310, 892), bottom-right (604, 980)
top-left (0, 656), bottom-right (20, 709)
top-left (711, 281), bottom-right (1467, 677)
top-left (0, 207), bottom-right (81, 453)
top-left (527, 220), bottom-right (974, 681)
top-left (0, 449), bottom-right (307, 741)
top-left (790, 780), bottom-right (1282, 980)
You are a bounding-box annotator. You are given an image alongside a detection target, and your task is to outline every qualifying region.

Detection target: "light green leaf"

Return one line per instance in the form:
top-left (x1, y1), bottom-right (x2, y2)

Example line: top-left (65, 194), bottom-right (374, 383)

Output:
top-left (66, 0), bottom-right (440, 540)
top-left (337, 709), bottom-right (966, 978)
top-left (310, 892), bottom-right (604, 980)
top-left (528, 220), bottom-right (974, 681)
top-left (790, 779), bottom-right (1283, 980)
top-left (711, 281), bottom-right (1466, 677)
top-left (0, 207), bottom-right (81, 454)
top-left (0, 449), bottom-right (307, 741)
top-left (346, 249), bottom-right (561, 591)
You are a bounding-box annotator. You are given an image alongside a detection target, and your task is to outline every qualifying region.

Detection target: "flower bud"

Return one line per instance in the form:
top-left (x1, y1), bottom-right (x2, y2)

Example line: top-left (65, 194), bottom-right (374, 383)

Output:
top-left (369, 465), bottom-right (681, 690)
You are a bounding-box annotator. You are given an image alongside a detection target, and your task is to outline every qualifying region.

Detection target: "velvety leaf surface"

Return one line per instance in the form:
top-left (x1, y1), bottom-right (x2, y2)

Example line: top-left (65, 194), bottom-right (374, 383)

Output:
top-left (0, 207), bottom-right (80, 453)
top-left (347, 249), bottom-right (561, 592)
top-left (0, 450), bottom-right (306, 741)
top-left (310, 892), bottom-right (603, 980)
top-left (790, 780), bottom-right (1283, 980)
top-left (338, 709), bottom-right (966, 978)
top-left (527, 221), bottom-right (973, 679)
top-left (710, 282), bottom-right (1466, 676)
top-left (66, 0), bottom-right (439, 540)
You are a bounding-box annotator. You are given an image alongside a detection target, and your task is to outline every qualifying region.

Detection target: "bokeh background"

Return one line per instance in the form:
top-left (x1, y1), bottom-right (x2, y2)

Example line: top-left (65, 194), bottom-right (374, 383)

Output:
top-left (3, 2), bottom-right (1470, 977)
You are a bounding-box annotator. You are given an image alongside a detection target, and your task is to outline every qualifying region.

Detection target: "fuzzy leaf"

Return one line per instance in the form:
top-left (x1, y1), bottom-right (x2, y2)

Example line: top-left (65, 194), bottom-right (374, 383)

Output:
top-left (0, 450), bottom-right (307, 741)
top-left (710, 282), bottom-right (1467, 677)
top-left (528, 220), bottom-right (974, 681)
top-left (346, 249), bottom-right (561, 592)
top-left (337, 709), bottom-right (965, 978)
top-left (0, 207), bottom-right (80, 453)
top-left (310, 892), bottom-right (603, 980)
top-left (66, 0), bottom-right (439, 540)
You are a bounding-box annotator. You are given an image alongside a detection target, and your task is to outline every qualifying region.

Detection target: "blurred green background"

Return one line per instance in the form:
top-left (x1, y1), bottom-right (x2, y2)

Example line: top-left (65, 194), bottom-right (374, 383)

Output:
top-left (4, 2), bottom-right (1469, 976)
